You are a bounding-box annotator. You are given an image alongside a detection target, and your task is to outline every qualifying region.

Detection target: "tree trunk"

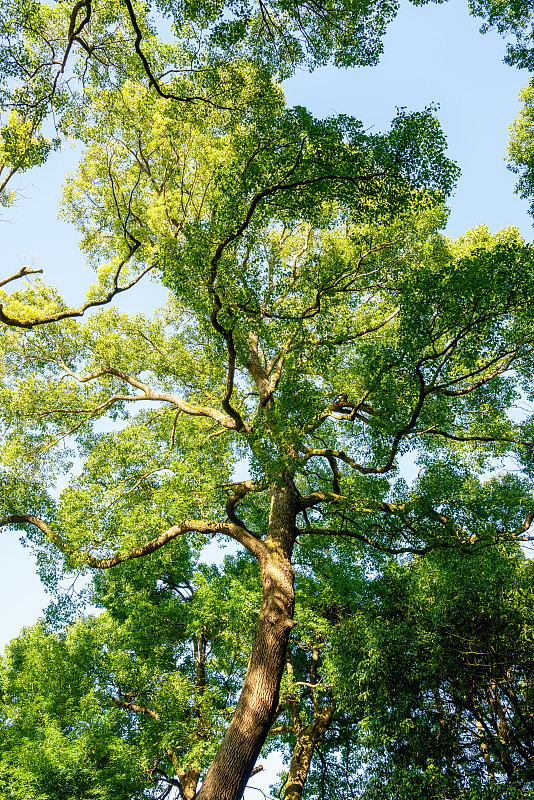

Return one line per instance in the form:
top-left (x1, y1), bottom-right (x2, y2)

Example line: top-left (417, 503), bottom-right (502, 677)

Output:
top-left (283, 705), bottom-right (335, 800)
top-left (177, 767), bottom-right (201, 800)
top-left (475, 717), bottom-right (496, 784)
top-left (195, 481), bottom-right (298, 800)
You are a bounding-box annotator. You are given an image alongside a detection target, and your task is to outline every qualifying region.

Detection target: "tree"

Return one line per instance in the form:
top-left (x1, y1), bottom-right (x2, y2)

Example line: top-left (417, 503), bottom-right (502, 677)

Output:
top-left (0, 0), bottom-right (410, 223)
top-left (507, 80), bottom-right (534, 220)
top-left (469, 0), bottom-right (534, 70)
top-left (0, 0), bottom-right (414, 327)
top-left (4, 488), bottom-right (534, 800)
top-left (330, 543), bottom-right (534, 799)
top-left (2, 114), bottom-right (534, 794)
top-left (0, 619), bottom-right (149, 799)
top-left (2, 1), bottom-right (534, 798)
top-left (0, 542), bottom-right (262, 799)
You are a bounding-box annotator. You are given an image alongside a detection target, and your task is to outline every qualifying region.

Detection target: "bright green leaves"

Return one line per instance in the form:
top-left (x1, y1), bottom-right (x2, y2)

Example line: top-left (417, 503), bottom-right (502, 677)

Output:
top-left (61, 89), bottom-right (457, 305)
top-left (54, 79), bottom-right (464, 486)
top-left (0, 0), bottom-right (411, 169)
top-left (0, 620), bottom-right (146, 800)
top-left (0, 543), bottom-right (263, 798)
top-left (0, 305), bottom-right (235, 569)
top-left (0, 0), bottom-right (402, 106)
top-left (0, 111), bottom-right (58, 206)
top-left (55, 409), bottom-right (230, 560)
top-left (4, 158), bottom-right (534, 568)
top-left (0, 112), bottom-right (57, 171)
top-left (509, 79), bottom-right (534, 219)
top-left (1, 0), bottom-right (534, 797)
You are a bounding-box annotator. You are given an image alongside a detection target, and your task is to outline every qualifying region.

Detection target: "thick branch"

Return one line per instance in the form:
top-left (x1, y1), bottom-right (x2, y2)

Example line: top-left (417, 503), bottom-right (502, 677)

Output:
top-left (62, 0), bottom-right (92, 73)
top-left (245, 327), bottom-right (300, 410)
top-left (301, 447), bottom-right (375, 476)
top-left (223, 479), bottom-right (264, 530)
top-left (110, 696), bottom-right (159, 720)
top-left (0, 514), bottom-right (266, 565)
top-left (207, 294), bottom-right (246, 430)
top-left (510, 511), bottom-right (534, 541)
top-left (246, 332), bottom-right (273, 405)
top-left (59, 366), bottom-right (242, 431)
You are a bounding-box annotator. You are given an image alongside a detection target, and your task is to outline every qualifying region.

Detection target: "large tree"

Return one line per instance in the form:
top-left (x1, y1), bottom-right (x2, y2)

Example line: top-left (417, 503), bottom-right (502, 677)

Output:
top-left (2, 107), bottom-right (534, 792)
top-left (2, 1), bottom-right (534, 798)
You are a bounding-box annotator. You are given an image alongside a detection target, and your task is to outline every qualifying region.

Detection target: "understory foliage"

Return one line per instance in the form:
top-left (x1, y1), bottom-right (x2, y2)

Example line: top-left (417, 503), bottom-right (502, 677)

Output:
top-left (3, 535), bottom-right (534, 798)
top-left (2, 0), bottom-right (534, 799)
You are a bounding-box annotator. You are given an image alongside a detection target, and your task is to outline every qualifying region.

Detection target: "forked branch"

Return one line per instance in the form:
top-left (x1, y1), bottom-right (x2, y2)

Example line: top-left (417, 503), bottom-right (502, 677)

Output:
top-left (0, 266), bottom-right (44, 289)
top-left (0, 244), bottom-right (146, 329)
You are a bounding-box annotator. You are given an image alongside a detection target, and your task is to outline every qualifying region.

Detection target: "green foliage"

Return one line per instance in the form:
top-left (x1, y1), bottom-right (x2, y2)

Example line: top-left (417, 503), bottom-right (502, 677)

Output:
top-left (468, 0), bottom-right (534, 69)
top-left (508, 80), bottom-right (534, 220)
top-left (0, 0), bottom-right (414, 205)
top-left (2, 1), bottom-right (534, 798)
top-left (326, 545), bottom-right (534, 799)
top-left (0, 621), bottom-right (146, 799)
top-left (0, 541), bottom-right (264, 798)
top-left (273, 544), bottom-right (534, 800)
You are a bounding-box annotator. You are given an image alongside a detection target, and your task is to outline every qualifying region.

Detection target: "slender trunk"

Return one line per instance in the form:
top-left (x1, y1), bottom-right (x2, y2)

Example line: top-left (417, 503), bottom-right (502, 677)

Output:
top-left (475, 717), bottom-right (496, 784)
top-left (283, 705), bottom-right (335, 800)
top-left (177, 767), bottom-right (201, 800)
top-left (174, 628), bottom-right (207, 800)
top-left (490, 679), bottom-right (514, 778)
top-left (195, 482), bottom-right (298, 800)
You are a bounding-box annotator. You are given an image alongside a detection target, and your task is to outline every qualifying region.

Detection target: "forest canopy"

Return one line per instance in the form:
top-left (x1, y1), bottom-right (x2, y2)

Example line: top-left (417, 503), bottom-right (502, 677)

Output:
top-left (2, 1), bottom-right (534, 799)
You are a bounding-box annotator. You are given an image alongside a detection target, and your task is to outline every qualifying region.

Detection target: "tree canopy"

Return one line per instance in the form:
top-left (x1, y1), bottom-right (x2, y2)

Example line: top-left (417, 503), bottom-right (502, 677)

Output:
top-left (2, 0), bottom-right (534, 799)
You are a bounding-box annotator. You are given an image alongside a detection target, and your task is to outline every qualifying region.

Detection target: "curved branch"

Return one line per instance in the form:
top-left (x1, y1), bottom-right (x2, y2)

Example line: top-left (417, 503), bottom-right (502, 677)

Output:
top-left (207, 291), bottom-right (246, 430)
top-left (0, 245), bottom-right (147, 329)
top-left (508, 511), bottom-right (534, 541)
top-left (301, 446), bottom-right (375, 476)
top-left (298, 490), bottom-right (344, 510)
top-left (56, 366), bottom-right (242, 431)
top-left (223, 479), bottom-right (265, 530)
top-left (0, 514), bottom-right (266, 565)
top-left (122, 0), bottom-right (231, 110)
top-left (62, 0), bottom-right (92, 73)
top-left (0, 266), bottom-right (44, 289)
top-left (110, 696), bottom-right (159, 720)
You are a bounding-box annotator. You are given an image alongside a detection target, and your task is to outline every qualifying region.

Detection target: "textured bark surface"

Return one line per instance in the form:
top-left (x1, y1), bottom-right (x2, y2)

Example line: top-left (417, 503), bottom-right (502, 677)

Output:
top-left (195, 482), bottom-right (298, 800)
top-left (178, 768), bottom-right (201, 800)
top-left (283, 705), bottom-right (335, 800)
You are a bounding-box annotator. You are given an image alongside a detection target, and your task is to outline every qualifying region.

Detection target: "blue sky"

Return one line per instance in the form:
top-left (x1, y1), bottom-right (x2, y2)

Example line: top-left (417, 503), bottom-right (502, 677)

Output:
top-left (0, 0), bottom-right (532, 672)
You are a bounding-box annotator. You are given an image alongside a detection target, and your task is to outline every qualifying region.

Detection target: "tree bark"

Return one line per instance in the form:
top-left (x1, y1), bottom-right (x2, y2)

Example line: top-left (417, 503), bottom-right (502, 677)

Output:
top-left (195, 481), bottom-right (298, 800)
top-left (177, 767), bottom-right (201, 800)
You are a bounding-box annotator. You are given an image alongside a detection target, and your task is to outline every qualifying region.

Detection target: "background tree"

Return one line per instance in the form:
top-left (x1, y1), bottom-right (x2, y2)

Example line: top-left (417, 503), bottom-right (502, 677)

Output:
top-left (0, 540), bottom-right (263, 800)
top-left (6, 501), bottom-right (534, 799)
top-left (330, 543), bottom-right (534, 799)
